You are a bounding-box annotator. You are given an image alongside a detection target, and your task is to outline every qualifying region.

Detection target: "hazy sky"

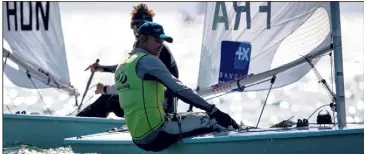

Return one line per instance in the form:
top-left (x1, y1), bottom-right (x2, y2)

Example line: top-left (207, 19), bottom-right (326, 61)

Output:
top-left (339, 2), bottom-right (364, 13)
top-left (59, 2), bottom-right (364, 14)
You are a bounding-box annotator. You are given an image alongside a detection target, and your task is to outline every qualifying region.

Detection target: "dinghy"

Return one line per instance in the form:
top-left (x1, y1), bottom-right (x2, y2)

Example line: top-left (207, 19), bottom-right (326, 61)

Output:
top-left (64, 2), bottom-right (364, 154)
top-left (3, 2), bottom-right (124, 148)
top-left (64, 124), bottom-right (363, 154)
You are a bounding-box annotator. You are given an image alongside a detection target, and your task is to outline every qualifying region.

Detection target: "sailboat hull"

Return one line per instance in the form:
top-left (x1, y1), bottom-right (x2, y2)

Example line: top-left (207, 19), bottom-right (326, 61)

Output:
top-left (64, 125), bottom-right (363, 154)
top-left (3, 113), bottom-right (124, 148)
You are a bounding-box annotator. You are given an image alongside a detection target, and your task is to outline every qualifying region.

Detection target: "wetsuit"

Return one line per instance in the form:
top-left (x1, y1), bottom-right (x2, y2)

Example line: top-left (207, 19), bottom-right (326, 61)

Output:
top-left (115, 48), bottom-right (236, 152)
top-left (76, 44), bottom-right (179, 117)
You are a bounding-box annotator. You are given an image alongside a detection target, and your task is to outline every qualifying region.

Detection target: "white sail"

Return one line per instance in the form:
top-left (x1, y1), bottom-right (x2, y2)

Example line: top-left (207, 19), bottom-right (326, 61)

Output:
top-left (197, 2), bottom-right (332, 97)
top-left (2, 2), bottom-right (79, 96)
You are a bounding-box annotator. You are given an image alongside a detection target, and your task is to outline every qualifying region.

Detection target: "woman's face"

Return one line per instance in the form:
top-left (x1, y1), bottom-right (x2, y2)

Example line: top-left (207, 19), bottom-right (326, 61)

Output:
top-left (144, 36), bottom-right (164, 56)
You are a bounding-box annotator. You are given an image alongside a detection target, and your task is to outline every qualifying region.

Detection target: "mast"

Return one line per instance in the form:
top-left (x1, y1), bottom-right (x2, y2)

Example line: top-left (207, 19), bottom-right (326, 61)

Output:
top-left (330, 2), bottom-right (346, 129)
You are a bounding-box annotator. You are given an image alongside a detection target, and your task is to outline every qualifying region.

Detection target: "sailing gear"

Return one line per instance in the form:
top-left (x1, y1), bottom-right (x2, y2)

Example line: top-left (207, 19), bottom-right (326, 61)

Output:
top-left (131, 19), bottom-right (149, 30)
top-left (137, 22), bottom-right (173, 43)
top-left (103, 84), bottom-right (117, 95)
top-left (130, 48), bottom-right (214, 112)
top-left (102, 44), bottom-right (178, 114)
top-left (115, 51), bottom-right (166, 138)
top-left (116, 47), bottom-right (240, 152)
top-left (208, 107), bottom-right (240, 130)
top-left (76, 45), bottom-right (179, 117)
top-left (131, 12), bottom-right (153, 27)
top-left (86, 63), bottom-right (104, 72)
top-left (94, 83), bottom-right (105, 94)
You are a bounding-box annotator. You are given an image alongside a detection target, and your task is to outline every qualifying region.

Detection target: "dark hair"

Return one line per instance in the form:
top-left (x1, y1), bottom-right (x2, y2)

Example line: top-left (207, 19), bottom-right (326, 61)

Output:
top-left (131, 3), bottom-right (155, 19)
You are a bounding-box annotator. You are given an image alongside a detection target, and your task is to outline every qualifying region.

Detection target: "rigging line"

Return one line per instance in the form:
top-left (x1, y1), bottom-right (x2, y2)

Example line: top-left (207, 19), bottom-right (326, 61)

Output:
top-left (4, 59), bottom-right (53, 115)
top-left (312, 66), bottom-right (335, 101)
top-left (304, 55), bottom-right (335, 101)
top-left (205, 77), bottom-right (272, 101)
top-left (26, 71), bottom-right (53, 115)
top-left (3, 49), bottom-right (76, 96)
top-left (67, 84), bottom-right (98, 116)
top-left (307, 103), bottom-right (330, 120)
top-left (332, 108), bottom-right (336, 125)
top-left (187, 77), bottom-right (272, 112)
top-left (242, 77), bottom-right (273, 89)
top-left (308, 122), bottom-right (364, 125)
top-left (256, 75), bottom-right (276, 128)
top-left (3, 56), bottom-right (9, 72)
top-left (74, 95), bottom-right (79, 107)
top-left (329, 52), bottom-right (335, 97)
top-left (3, 55), bottom-right (12, 114)
top-left (6, 105), bottom-right (13, 114)
top-left (75, 84), bottom-right (97, 105)
top-left (19, 69), bottom-right (71, 94)
top-left (21, 70), bottom-right (79, 110)
top-left (77, 127), bottom-right (129, 138)
top-left (67, 94), bottom-right (96, 116)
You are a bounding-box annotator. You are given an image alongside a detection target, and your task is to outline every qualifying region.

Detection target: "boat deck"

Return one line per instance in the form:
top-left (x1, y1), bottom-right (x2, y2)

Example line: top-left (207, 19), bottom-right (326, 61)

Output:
top-left (65, 124), bottom-right (363, 144)
top-left (64, 124), bottom-right (364, 154)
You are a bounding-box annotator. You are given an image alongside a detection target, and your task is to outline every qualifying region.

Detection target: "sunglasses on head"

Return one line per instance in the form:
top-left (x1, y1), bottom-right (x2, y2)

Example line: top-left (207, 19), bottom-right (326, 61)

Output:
top-left (131, 19), bottom-right (149, 29)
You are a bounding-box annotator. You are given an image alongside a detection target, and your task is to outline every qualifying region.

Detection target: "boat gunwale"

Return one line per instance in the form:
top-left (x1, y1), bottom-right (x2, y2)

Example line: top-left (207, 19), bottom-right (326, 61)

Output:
top-left (3, 113), bottom-right (125, 123)
top-left (63, 125), bottom-right (364, 145)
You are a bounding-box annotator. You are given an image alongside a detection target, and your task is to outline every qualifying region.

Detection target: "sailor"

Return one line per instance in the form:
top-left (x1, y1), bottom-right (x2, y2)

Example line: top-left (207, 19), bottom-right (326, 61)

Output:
top-left (115, 21), bottom-right (240, 152)
top-left (76, 3), bottom-right (179, 118)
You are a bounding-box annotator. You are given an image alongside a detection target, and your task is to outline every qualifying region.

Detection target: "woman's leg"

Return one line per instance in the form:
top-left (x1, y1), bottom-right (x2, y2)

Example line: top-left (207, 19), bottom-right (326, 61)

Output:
top-left (109, 95), bottom-right (124, 117)
top-left (133, 112), bottom-right (228, 152)
top-left (76, 95), bottom-right (112, 118)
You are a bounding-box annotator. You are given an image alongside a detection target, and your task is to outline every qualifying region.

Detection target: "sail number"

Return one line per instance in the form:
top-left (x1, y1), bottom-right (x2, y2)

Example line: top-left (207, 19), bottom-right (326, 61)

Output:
top-left (212, 2), bottom-right (271, 30)
top-left (5, 2), bottom-right (50, 31)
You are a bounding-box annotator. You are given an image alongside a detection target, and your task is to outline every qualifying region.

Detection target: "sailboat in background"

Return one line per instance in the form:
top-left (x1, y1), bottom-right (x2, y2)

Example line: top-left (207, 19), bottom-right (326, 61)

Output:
top-left (2, 1), bottom-right (124, 148)
top-left (64, 2), bottom-right (363, 154)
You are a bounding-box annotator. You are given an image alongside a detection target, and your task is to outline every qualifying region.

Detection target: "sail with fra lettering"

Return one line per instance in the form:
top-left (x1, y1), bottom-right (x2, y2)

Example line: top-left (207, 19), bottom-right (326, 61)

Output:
top-left (196, 2), bottom-right (332, 97)
top-left (2, 1), bottom-right (78, 96)
top-left (45, 2), bottom-right (362, 153)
